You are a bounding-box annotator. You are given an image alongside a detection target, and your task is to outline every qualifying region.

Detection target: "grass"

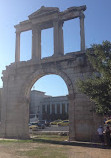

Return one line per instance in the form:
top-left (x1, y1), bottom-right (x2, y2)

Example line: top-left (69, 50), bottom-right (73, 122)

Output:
top-left (0, 134), bottom-right (68, 144)
top-left (19, 145), bottom-right (68, 158)
top-left (0, 134), bottom-right (111, 158)
top-left (32, 134), bottom-right (68, 141)
top-left (0, 135), bottom-right (69, 158)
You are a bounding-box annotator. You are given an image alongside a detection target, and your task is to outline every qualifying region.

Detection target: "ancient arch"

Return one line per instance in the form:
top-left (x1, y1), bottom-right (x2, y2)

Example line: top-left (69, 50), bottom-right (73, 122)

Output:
top-left (23, 67), bottom-right (74, 99)
top-left (23, 67), bottom-right (75, 139)
top-left (0, 6), bottom-right (102, 140)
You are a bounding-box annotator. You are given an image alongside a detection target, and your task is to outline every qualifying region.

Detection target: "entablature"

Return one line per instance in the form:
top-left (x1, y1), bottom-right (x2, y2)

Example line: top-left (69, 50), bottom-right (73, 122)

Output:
top-left (14, 5), bottom-right (86, 33)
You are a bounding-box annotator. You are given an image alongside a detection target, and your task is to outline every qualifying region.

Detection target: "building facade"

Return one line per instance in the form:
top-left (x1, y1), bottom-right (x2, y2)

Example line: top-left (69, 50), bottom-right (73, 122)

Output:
top-left (30, 90), bottom-right (69, 121)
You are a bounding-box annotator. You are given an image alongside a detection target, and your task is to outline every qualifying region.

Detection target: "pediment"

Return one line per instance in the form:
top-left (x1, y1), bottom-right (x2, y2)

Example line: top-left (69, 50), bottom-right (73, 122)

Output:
top-left (29, 6), bottom-right (59, 19)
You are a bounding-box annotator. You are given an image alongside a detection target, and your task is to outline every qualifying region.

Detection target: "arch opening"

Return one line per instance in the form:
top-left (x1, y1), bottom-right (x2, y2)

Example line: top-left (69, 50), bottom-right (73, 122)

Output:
top-left (20, 30), bottom-right (32, 61)
top-left (41, 28), bottom-right (54, 59)
top-left (28, 74), bottom-right (70, 136)
top-left (63, 18), bottom-right (80, 54)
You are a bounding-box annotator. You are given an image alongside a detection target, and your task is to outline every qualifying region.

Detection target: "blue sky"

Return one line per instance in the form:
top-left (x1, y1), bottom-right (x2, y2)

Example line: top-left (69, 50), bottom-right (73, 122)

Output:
top-left (0, 0), bottom-right (111, 96)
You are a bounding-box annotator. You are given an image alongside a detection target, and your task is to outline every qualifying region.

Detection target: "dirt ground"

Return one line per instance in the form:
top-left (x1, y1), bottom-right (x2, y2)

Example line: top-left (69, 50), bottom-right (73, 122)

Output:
top-left (0, 140), bottom-right (111, 158)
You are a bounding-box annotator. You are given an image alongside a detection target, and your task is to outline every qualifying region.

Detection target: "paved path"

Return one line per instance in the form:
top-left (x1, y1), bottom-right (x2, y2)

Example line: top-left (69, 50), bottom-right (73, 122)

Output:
top-left (29, 125), bottom-right (69, 134)
top-left (42, 125), bottom-right (69, 131)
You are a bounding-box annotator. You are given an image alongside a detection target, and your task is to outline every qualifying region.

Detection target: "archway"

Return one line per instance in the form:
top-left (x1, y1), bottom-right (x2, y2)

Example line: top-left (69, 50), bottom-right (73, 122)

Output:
top-left (21, 67), bottom-right (75, 140)
top-left (1, 51), bottom-right (98, 141)
top-left (23, 69), bottom-right (74, 103)
top-left (29, 74), bottom-right (69, 135)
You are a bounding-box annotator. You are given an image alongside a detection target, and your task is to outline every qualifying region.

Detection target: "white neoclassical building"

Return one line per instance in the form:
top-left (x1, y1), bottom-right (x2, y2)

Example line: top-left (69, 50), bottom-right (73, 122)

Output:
top-left (30, 90), bottom-right (69, 121)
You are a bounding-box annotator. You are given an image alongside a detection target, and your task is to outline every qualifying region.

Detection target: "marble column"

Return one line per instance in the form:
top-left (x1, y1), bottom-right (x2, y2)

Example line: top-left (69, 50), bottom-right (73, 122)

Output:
top-left (45, 104), bottom-right (47, 113)
top-left (15, 31), bottom-right (20, 62)
top-left (55, 104), bottom-right (57, 114)
top-left (32, 25), bottom-right (41, 60)
top-left (65, 103), bottom-right (67, 113)
top-left (60, 103), bottom-right (62, 114)
top-left (50, 104), bottom-right (52, 114)
top-left (53, 20), bottom-right (64, 56)
top-left (80, 13), bottom-right (85, 52)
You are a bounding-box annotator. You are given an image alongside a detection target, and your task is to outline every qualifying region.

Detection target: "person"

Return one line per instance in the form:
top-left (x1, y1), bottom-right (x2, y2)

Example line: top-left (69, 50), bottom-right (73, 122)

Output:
top-left (97, 126), bottom-right (104, 144)
top-left (104, 126), bottom-right (111, 146)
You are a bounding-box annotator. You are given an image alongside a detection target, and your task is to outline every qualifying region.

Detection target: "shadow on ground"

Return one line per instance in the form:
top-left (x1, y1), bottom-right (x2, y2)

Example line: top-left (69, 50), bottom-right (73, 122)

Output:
top-left (32, 138), bottom-right (111, 149)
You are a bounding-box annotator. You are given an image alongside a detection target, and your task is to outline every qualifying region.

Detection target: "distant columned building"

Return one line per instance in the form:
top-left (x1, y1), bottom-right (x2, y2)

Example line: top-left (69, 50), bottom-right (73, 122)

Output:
top-left (30, 90), bottom-right (69, 121)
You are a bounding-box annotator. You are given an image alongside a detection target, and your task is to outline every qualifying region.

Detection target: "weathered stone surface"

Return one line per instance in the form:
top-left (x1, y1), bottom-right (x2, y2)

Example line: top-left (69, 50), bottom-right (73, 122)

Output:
top-left (1, 52), bottom-right (102, 141)
top-left (0, 6), bottom-right (103, 141)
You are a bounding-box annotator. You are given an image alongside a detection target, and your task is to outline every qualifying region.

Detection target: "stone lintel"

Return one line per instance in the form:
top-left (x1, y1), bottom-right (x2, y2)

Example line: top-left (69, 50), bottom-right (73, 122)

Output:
top-left (60, 11), bottom-right (80, 21)
top-left (67, 5), bottom-right (86, 12)
top-left (60, 5), bottom-right (86, 21)
top-left (40, 22), bottom-right (53, 30)
top-left (30, 12), bottom-right (59, 26)
top-left (14, 20), bottom-right (32, 32)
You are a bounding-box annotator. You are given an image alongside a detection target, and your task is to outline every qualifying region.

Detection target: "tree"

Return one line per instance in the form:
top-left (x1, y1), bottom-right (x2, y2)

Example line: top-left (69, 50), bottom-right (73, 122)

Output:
top-left (78, 41), bottom-right (111, 115)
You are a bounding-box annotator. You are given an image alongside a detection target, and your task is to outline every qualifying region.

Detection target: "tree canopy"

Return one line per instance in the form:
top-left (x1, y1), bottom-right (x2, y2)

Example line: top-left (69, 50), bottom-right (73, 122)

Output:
top-left (78, 41), bottom-right (111, 115)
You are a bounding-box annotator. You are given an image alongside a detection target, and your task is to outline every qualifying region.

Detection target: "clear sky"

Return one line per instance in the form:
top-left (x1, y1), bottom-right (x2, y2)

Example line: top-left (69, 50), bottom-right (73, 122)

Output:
top-left (0, 0), bottom-right (111, 96)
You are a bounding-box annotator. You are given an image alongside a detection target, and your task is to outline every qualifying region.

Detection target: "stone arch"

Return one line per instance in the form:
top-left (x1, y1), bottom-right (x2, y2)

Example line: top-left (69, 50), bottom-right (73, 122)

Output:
top-left (22, 67), bottom-right (75, 102)
top-left (20, 67), bottom-right (76, 140)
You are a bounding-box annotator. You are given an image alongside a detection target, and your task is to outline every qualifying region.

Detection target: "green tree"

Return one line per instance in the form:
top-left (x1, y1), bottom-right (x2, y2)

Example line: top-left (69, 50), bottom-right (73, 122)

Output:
top-left (78, 41), bottom-right (111, 115)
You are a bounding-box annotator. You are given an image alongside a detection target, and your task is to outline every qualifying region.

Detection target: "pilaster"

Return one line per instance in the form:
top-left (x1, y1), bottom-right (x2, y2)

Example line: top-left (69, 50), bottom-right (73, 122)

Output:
top-left (68, 94), bottom-right (76, 141)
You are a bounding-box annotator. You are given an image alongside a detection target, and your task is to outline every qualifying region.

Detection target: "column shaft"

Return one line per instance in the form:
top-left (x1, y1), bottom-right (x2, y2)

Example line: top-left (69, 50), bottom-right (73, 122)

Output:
top-left (45, 104), bottom-right (47, 113)
top-left (60, 103), bottom-right (62, 114)
top-left (50, 104), bottom-right (52, 114)
top-left (59, 22), bottom-right (64, 55)
top-left (32, 25), bottom-right (41, 60)
top-left (15, 32), bottom-right (20, 62)
top-left (65, 103), bottom-right (67, 113)
top-left (55, 104), bottom-right (57, 114)
top-left (80, 13), bottom-right (85, 52)
top-left (53, 21), bottom-right (64, 56)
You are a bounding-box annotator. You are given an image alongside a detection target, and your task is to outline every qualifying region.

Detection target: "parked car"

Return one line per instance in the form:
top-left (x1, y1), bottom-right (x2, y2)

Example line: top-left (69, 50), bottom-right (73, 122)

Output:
top-left (29, 121), bottom-right (46, 129)
top-left (105, 119), bottom-right (111, 126)
top-left (50, 119), bottom-right (62, 125)
top-left (58, 120), bottom-right (69, 126)
top-left (29, 124), bottom-right (38, 131)
top-left (37, 121), bottom-right (45, 129)
top-left (44, 120), bottom-right (51, 127)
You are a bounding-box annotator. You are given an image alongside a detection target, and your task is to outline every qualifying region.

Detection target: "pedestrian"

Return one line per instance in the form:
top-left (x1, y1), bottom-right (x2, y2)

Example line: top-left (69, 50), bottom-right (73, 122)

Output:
top-left (97, 125), bottom-right (104, 144)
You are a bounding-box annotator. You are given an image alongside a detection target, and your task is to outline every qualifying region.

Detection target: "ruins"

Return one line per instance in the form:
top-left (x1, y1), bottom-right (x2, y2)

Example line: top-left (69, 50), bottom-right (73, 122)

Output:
top-left (0, 6), bottom-right (102, 140)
